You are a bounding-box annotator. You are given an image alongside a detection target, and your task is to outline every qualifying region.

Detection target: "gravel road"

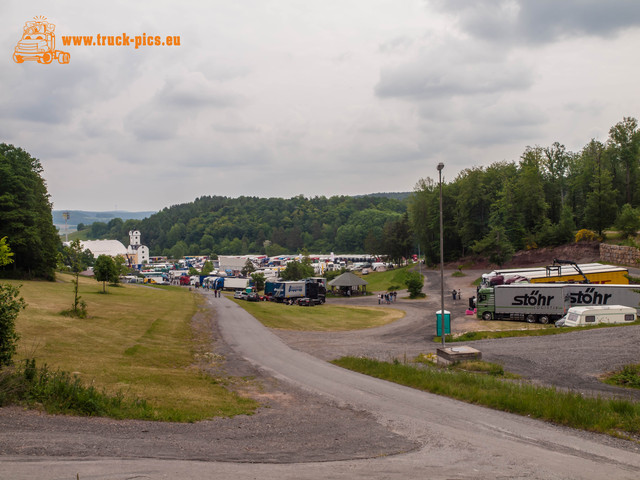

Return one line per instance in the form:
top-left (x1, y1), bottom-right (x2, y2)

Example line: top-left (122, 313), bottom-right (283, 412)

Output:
top-left (1, 267), bottom-right (639, 466)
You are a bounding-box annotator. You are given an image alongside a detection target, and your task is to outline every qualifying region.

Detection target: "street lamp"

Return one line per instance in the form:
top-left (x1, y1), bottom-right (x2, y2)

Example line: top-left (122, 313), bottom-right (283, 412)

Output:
top-left (437, 162), bottom-right (445, 347)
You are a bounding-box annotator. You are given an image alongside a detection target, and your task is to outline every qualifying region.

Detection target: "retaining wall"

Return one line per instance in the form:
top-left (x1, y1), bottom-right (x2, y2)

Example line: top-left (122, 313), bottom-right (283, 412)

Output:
top-left (599, 243), bottom-right (640, 267)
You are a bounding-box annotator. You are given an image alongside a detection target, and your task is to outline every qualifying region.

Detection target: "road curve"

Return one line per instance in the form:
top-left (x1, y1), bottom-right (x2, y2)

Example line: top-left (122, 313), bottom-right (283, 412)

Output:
top-left (3, 295), bottom-right (640, 480)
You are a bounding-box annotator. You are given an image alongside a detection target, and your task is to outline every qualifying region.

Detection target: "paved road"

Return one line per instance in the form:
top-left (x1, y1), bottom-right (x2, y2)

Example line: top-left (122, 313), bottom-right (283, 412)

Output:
top-left (4, 294), bottom-right (639, 479)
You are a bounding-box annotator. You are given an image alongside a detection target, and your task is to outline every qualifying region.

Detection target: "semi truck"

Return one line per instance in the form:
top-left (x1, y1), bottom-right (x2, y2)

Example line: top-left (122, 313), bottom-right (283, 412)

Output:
top-left (476, 283), bottom-right (640, 324)
top-left (272, 280), bottom-right (326, 304)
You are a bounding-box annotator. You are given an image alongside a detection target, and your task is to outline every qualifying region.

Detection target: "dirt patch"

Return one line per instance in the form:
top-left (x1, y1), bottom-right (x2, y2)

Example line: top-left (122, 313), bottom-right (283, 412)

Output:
top-left (449, 241), bottom-right (601, 270)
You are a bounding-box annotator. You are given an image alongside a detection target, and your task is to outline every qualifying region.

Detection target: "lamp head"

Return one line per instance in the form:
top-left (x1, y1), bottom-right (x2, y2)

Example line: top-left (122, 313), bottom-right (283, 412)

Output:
top-left (437, 162), bottom-right (444, 172)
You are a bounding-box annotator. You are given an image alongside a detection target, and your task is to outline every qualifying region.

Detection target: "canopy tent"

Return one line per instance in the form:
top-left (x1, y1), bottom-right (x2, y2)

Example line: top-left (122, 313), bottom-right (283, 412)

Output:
top-left (328, 272), bottom-right (368, 296)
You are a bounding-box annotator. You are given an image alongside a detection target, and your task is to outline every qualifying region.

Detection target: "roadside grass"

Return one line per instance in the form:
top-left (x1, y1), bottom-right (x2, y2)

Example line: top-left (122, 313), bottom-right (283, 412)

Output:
top-left (360, 266), bottom-right (414, 292)
top-left (232, 298), bottom-right (404, 331)
top-left (333, 356), bottom-right (640, 439)
top-left (604, 364), bottom-right (640, 390)
top-left (436, 320), bottom-right (640, 343)
top-left (1, 274), bottom-right (258, 421)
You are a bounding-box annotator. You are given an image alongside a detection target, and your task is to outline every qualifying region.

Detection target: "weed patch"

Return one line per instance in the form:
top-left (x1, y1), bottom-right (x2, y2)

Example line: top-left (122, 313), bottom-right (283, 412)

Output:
top-left (604, 364), bottom-right (640, 389)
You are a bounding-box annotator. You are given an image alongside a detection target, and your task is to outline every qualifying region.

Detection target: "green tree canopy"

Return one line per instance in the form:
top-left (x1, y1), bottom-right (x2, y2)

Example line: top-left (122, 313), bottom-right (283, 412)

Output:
top-left (94, 255), bottom-right (118, 293)
top-left (0, 144), bottom-right (60, 280)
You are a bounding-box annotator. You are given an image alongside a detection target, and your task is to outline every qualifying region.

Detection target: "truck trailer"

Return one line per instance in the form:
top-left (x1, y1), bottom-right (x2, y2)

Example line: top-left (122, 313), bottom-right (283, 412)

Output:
top-left (480, 262), bottom-right (629, 287)
top-left (476, 283), bottom-right (640, 324)
top-left (272, 280), bottom-right (326, 304)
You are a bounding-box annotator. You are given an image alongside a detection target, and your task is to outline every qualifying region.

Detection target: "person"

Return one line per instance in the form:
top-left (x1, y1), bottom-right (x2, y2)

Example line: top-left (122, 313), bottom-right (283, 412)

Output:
top-left (378, 293), bottom-right (381, 304)
top-left (458, 289), bottom-right (461, 300)
top-left (452, 289), bottom-right (457, 300)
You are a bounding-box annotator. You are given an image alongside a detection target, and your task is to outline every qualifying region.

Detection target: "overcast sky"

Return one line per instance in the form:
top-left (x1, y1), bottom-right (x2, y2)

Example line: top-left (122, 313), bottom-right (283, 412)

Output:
top-left (3, 1), bottom-right (640, 212)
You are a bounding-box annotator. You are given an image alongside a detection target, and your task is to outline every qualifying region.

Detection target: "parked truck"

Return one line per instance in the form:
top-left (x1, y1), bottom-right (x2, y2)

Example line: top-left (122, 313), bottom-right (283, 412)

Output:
top-left (476, 283), bottom-right (640, 324)
top-left (272, 280), bottom-right (326, 305)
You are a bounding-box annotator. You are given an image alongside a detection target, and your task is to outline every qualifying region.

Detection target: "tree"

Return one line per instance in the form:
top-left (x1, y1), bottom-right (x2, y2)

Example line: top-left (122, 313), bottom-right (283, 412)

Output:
top-left (0, 237), bottom-right (14, 266)
top-left (63, 239), bottom-right (89, 317)
top-left (94, 255), bottom-right (118, 293)
top-left (472, 227), bottom-right (515, 267)
top-left (404, 270), bottom-right (424, 299)
top-left (0, 144), bottom-right (60, 280)
top-left (607, 117), bottom-right (639, 205)
top-left (0, 238), bottom-right (25, 366)
top-left (251, 272), bottom-right (266, 292)
top-left (281, 260), bottom-right (314, 281)
top-left (585, 165), bottom-right (618, 236)
top-left (241, 259), bottom-right (256, 277)
top-left (201, 260), bottom-right (214, 275)
top-left (615, 204), bottom-right (640, 239)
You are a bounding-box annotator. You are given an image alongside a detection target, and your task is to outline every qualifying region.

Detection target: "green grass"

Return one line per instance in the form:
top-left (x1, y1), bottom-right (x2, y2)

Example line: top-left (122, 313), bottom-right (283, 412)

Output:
top-left (2, 274), bottom-right (258, 421)
top-left (333, 356), bottom-right (640, 439)
top-left (604, 364), bottom-right (640, 390)
top-left (361, 265), bottom-right (414, 292)
top-left (232, 298), bottom-right (404, 331)
top-left (436, 320), bottom-right (640, 343)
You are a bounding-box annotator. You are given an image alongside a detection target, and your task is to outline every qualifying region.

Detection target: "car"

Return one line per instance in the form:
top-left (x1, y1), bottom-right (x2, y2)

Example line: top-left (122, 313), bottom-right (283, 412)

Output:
top-left (296, 297), bottom-right (315, 307)
top-left (233, 290), bottom-right (247, 300)
top-left (246, 292), bottom-right (260, 302)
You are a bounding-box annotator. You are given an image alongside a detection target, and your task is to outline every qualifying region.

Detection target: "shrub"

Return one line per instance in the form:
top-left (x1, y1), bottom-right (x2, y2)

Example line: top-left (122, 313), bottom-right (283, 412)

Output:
top-left (575, 229), bottom-right (597, 242)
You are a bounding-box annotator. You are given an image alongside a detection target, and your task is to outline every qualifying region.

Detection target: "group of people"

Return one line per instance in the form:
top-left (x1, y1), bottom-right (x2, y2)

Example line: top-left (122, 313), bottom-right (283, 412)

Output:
top-left (378, 292), bottom-right (397, 304)
top-left (452, 289), bottom-right (462, 300)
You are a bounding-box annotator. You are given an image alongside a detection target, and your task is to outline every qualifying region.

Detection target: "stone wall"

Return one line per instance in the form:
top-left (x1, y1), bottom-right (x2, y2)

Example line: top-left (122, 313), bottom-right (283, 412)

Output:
top-left (599, 243), bottom-right (640, 266)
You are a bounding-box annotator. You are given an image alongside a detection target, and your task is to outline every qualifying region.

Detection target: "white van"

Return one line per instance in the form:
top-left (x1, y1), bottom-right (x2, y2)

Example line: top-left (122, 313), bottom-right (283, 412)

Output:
top-left (555, 305), bottom-right (637, 327)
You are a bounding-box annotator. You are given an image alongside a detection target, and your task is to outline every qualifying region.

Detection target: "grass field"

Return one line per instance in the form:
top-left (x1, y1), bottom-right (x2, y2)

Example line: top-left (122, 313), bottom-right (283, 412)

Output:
top-left (6, 274), bottom-right (257, 421)
top-left (359, 265), bottom-right (417, 293)
top-left (231, 297), bottom-right (404, 331)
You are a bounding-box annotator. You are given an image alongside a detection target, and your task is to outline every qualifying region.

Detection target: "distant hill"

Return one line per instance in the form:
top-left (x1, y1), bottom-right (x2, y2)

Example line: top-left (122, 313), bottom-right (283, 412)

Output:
top-left (356, 192), bottom-right (411, 201)
top-left (52, 210), bottom-right (156, 228)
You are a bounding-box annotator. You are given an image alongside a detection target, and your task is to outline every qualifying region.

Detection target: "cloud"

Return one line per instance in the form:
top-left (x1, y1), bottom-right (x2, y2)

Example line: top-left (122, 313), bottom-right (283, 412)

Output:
top-left (123, 72), bottom-right (245, 141)
top-left (428, 0), bottom-right (640, 44)
top-left (375, 39), bottom-right (532, 101)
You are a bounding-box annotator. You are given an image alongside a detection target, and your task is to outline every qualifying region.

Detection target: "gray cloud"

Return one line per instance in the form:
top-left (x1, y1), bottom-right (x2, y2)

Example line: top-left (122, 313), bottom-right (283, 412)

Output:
top-left (428, 0), bottom-right (640, 44)
top-left (375, 42), bottom-right (532, 100)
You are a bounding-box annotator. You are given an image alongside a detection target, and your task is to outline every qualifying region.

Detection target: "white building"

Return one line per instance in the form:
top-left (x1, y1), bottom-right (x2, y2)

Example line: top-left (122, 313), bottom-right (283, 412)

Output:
top-left (79, 240), bottom-right (128, 258)
top-left (127, 230), bottom-right (149, 265)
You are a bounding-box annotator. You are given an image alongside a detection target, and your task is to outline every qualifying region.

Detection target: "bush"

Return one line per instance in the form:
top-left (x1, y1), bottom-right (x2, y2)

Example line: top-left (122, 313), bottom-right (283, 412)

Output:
top-left (0, 283), bottom-right (26, 367)
top-left (0, 358), bottom-right (152, 418)
top-left (404, 271), bottom-right (424, 299)
top-left (575, 229), bottom-right (598, 242)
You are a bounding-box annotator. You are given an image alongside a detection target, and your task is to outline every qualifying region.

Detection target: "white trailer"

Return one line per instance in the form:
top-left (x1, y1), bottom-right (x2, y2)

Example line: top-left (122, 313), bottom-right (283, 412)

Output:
top-left (222, 277), bottom-right (249, 291)
top-left (556, 305), bottom-right (637, 327)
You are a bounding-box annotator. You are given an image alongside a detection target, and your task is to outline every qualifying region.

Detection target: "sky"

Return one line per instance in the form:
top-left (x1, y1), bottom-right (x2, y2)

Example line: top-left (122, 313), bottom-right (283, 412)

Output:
top-left (3, 1), bottom-right (640, 212)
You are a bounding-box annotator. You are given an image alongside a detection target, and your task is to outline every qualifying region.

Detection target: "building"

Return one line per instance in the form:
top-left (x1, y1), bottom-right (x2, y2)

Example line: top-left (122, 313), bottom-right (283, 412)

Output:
top-left (79, 239), bottom-right (128, 258)
top-left (126, 230), bottom-right (149, 266)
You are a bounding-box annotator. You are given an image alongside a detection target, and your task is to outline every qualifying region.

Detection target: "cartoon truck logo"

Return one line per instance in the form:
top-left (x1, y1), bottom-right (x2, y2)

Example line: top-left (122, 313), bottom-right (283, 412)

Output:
top-left (13, 16), bottom-right (70, 64)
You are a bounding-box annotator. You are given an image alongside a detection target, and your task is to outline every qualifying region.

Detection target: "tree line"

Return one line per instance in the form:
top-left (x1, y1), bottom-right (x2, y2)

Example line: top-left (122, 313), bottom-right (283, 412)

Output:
top-left (410, 117), bottom-right (640, 265)
top-left (85, 194), bottom-right (412, 261)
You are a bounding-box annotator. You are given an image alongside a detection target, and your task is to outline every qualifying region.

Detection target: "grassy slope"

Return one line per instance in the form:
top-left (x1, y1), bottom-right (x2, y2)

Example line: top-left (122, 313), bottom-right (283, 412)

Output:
top-left (9, 274), bottom-right (257, 421)
top-left (361, 265), bottom-right (415, 292)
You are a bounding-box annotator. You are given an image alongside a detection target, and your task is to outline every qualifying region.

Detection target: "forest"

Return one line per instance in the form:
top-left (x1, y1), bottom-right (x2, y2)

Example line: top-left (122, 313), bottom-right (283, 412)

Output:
top-left (83, 116), bottom-right (640, 265)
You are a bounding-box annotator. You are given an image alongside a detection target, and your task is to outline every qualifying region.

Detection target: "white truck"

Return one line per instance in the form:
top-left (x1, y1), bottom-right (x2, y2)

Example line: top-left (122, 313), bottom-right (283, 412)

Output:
top-left (476, 283), bottom-right (640, 324)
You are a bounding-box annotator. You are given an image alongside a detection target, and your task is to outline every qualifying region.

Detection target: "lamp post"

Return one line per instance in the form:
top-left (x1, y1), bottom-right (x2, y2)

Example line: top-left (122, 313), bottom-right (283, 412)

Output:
top-left (437, 162), bottom-right (445, 347)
